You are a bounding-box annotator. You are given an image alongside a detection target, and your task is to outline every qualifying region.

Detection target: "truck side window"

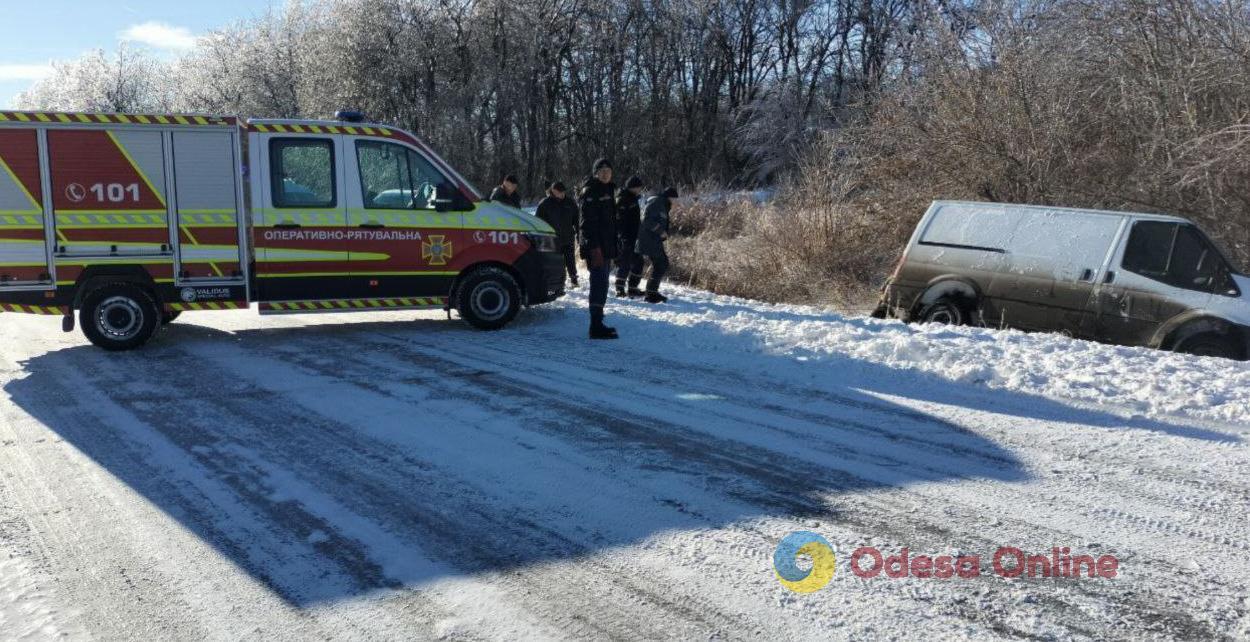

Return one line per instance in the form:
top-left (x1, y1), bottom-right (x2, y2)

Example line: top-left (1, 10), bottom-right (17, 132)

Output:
top-left (356, 141), bottom-right (414, 209)
top-left (270, 139), bottom-right (335, 208)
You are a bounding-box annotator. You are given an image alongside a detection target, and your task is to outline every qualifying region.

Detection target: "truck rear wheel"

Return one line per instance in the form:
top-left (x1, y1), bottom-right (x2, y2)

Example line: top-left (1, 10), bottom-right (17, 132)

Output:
top-left (80, 282), bottom-right (160, 351)
top-left (456, 267), bottom-right (521, 330)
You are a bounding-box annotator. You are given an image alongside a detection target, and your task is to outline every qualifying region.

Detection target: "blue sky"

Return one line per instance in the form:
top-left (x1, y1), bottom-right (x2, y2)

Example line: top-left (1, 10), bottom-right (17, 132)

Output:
top-left (0, 1), bottom-right (278, 108)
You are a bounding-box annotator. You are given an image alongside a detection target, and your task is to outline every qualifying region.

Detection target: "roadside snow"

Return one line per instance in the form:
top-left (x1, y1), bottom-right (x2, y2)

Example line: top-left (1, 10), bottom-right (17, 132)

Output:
top-left (613, 282), bottom-right (1250, 427)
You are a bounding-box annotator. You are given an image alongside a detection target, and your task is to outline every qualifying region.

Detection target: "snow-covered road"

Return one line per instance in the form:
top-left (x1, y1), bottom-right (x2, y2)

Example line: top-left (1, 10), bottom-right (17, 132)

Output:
top-left (1, 283), bottom-right (1247, 640)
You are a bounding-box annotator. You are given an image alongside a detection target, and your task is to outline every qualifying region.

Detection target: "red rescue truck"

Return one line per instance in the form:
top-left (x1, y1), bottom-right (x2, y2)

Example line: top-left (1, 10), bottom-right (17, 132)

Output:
top-left (0, 110), bottom-right (566, 350)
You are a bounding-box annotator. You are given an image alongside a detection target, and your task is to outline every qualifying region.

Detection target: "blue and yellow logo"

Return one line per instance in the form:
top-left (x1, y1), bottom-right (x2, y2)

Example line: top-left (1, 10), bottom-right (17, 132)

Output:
top-left (773, 531), bottom-right (836, 593)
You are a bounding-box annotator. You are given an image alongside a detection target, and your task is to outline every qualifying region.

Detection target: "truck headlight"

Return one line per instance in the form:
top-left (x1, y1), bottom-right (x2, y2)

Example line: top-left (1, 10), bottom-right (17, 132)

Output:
top-left (527, 234), bottom-right (558, 253)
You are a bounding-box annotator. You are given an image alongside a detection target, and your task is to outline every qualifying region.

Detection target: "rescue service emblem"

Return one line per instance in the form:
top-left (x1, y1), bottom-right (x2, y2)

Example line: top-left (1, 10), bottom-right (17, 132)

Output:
top-left (180, 287), bottom-right (197, 302)
top-left (422, 234), bottom-right (453, 266)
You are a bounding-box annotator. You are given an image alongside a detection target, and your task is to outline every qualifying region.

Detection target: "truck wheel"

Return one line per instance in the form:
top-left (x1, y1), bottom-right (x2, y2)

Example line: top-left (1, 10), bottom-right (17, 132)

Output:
top-left (919, 298), bottom-right (969, 326)
top-left (161, 310), bottom-right (182, 325)
top-left (456, 267), bottom-right (521, 330)
top-left (80, 282), bottom-right (160, 351)
top-left (1176, 334), bottom-right (1242, 360)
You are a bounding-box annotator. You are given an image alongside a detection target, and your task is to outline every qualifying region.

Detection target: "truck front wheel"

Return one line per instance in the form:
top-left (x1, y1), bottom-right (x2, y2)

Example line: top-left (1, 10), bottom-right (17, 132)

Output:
top-left (456, 267), bottom-right (521, 330)
top-left (80, 282), bottom-right (160, 351)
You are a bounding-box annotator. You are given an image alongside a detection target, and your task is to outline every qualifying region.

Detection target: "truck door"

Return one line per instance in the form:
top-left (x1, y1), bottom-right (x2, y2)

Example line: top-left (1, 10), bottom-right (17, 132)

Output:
top-left (0, 129), bottom-right (52, 289)
top-left (1089, 220), bottom-right (1215, 346)
top-left (171, 130), bottom-right (245, 282)
top-left (345, 137), bottom-right (465, 298)
top-left (253, 133), bottom-right (351, 301)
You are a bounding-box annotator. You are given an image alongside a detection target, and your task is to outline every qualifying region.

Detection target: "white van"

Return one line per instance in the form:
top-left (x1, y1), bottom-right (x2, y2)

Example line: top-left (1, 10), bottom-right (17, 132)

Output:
top-left (875, 201), bottom-right (1249, 360)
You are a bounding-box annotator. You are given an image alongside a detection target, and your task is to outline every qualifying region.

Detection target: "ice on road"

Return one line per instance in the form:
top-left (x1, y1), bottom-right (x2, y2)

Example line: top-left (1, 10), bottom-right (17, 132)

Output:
top-left (1, 283), bottom-right (1248, 640)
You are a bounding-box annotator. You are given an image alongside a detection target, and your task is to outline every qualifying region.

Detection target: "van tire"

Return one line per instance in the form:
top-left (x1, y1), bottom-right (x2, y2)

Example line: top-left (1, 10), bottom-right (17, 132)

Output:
top-left (456, 267), bottom-right (521, 330)
top-left (1176, 334), bottom-right (1242, 360)
top-left (80, 282), bottom-right (160, 351)
top-left (161, 310), bottom-right (181, 325)
top-left (919, 298), bottom-right (969, 326)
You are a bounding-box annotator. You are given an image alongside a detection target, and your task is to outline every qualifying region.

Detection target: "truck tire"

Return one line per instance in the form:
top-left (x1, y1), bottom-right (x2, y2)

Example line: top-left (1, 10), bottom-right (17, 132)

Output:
top-left (456, 267), bottom-right (521, 330)
top-left (80, 282), bottom-right (160, 351)
top-left (919, 297), bottom-right (969, 326)
top-left (1176, 333), bottom-right (1242, 360)
top-left (161, 310), bottom-right (182, 325)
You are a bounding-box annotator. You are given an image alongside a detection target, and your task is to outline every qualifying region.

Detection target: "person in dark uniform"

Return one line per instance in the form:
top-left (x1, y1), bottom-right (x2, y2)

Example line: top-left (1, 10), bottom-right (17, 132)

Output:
top-left (535, 180), bottom-right (579, 286)
top-left (615, 175), bottom-right (645, 297)
top-left (488, 174), bottom-right (522, 208)
top-left (628, 186), bottom-right (678, 303)
top-left (579, 159), bottom-right (619, 339)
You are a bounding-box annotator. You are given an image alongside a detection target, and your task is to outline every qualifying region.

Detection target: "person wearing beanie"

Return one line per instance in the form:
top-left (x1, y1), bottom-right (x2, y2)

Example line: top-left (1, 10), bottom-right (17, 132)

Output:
top-left (489, 174), bottom-right (522, 208)
top-left (535, 180), bottom-right (580, 286)
top-left (578, 159), bottom-right (619, 338)
top-left (614, 175), bottom-right (646, 297)
top-left (630, 186), bottom-right (679, 303)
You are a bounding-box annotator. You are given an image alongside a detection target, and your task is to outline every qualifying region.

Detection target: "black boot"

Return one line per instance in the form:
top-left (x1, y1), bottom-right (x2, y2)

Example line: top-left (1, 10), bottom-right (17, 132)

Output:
top-left (589, 308), bottom-right (618, 339)
top-left (644, 291), bottom-right (668, 304)
top-left (614, 282), bottom-right (627, 297)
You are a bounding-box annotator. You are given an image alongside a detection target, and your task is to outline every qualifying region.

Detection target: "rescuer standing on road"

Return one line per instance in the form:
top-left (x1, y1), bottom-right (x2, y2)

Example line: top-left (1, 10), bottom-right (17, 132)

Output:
top-left (579, 159), bottom-right (620, 339)
top-left (535, 181), bottom-right (580, 287)
top-left (489, 174), bottom-right (522, 208)
top-left (615, 175), bottom-right (645, 297)
top-left (628, 186), bottom-right (678, 303)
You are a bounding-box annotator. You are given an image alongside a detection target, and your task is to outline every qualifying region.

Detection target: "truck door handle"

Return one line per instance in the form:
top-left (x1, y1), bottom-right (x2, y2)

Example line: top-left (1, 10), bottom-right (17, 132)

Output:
top-left (1080, 268), bottom-right (1094, 282)
top-left (1103, 270), bottom-right (1116, 284)
top-left (359, 223), bottom-right (385, 229)
top-left (274, 222), bottom-right (301, 229)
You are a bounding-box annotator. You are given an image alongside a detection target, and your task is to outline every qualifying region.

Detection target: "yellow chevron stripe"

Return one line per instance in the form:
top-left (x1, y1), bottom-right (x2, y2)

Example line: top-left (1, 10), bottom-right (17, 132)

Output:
top-left (105, 131), bottom-right (166, 207)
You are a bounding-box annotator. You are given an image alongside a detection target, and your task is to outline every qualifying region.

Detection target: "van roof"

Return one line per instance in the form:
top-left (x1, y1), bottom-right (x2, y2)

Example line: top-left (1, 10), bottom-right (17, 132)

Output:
top-left (247, 117), bottom-right (394, 130)
top-left (930, 200), bottom-right (1191, 224)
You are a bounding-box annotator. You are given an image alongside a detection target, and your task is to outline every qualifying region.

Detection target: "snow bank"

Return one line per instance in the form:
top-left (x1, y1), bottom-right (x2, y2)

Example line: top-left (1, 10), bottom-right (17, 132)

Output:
top-left (585, 282), bottom-right (1250, 427)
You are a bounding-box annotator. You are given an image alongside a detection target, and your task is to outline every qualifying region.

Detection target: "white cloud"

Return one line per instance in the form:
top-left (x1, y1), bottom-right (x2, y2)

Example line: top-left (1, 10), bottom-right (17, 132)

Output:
top-left (0, 64), bottom-right (54, 82)
top-left (119, 21), bottom-right (198, 51)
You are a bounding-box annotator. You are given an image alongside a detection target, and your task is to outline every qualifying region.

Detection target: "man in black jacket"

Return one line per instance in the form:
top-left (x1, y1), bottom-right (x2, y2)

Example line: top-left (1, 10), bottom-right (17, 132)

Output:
top-left (629, 186), bottom-right (677, 303)
top-left (579, 159), bottom-right (619, 339)
top-left (488, 174), bottom-right (521, 208)
top-left (615, 175), bottom-right (645, 297)
top-left (535, 181), bottom-right (579, 286)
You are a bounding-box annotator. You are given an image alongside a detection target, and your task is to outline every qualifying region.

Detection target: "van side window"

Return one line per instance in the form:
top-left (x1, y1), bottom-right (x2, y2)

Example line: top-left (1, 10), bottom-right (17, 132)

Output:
top-left (1122, 221), bottom-right (1174, 277)
top-left (1122, 221), bottom-right (1230, 292)
top-left (270, 139), bottom-right (335, 208)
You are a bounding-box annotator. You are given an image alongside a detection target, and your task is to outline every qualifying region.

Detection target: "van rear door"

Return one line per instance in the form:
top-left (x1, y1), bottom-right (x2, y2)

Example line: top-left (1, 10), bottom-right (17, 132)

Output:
top-left (0, 129), bottom-right (52, 290)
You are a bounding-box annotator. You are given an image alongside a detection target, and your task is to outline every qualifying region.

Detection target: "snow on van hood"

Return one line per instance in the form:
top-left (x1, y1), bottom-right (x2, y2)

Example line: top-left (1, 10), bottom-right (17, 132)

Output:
top-left (475, 201), bottom-right (554, 234)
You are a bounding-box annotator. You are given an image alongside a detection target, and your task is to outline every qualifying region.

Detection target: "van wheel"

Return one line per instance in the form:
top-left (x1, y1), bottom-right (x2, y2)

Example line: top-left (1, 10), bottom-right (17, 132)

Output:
top-left (1176, 334), bottom-right (1242, 360)
top-left (919, 298), bottom-right (969, 326)
top-left (80, 282), bottom-right (160, 351)
top-left (161, 310), bottom-right (181, 325)
top-left (456, 267), bottom-right (521, 330)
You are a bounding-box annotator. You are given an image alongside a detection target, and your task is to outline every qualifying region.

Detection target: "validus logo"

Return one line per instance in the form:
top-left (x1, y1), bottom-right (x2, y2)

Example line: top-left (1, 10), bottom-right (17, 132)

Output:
top-left (773, 533), bottom-right (1119, 592)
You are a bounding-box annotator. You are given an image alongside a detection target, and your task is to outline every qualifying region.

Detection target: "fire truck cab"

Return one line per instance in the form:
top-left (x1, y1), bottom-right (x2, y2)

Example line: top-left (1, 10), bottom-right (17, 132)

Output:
top-left (0, 110), bottom-right (565, 350)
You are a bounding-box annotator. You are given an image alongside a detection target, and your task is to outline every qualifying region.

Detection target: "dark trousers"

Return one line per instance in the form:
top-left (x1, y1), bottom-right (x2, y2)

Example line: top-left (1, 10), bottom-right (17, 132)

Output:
top-left (561, 244), bottom-right (578, 282)
top-left (587, 262), bottom-right (610, 323)
top-left (629, 249), bottom-right (669, 292)
top-left (615, 238), bottom-right (636, 287)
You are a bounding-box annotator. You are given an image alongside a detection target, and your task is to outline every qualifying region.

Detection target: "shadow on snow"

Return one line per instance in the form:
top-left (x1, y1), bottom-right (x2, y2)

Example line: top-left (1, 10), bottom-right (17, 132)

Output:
top-left (3, 303), bottom-right (1226, 606)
